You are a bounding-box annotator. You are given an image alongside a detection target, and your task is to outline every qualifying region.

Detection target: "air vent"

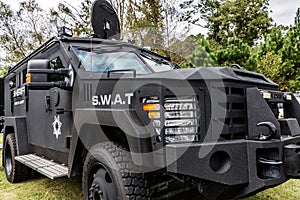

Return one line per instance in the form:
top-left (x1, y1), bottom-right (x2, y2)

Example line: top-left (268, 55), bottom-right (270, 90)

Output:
top-left (220, 87), bottom-right (247, 140)
top-left (84, 84), bottom-right (93, 102)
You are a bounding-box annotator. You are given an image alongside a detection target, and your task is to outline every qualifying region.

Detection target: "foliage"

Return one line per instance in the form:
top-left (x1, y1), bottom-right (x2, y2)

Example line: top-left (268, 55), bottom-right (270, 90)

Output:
top-left (255, 24), bottom-right (300, 91)
top-left (189, 36), bottom-right (216, 67)
top-left (0, 0), bottom-right (299, 92)
top-left (125, 0), bottom-right (164, 48)
top-left (296, 8), bottom-right (300, 26)
top-left (161, 0), bottom-right (190, 48)
top-left (187, 0), bottom-right (300, 91)
top-left (180, 0), bottom-right (272, 46)
top-left (189, 36), bottom-right (256, 71)
top-left (0, 66), bottom-right (8, 77)
top-left (50, 0), bottom-right (92, 37)
top-left (0, 0), bottom-right (55, 65)
top-left (159, 36), bottom-right (199, 67)
top-left (257, 52), bottom-right (285, 86)
top-left (207, 0), bottom-right (272, 46)
top-left (180, 0), bottom-right (216, 28)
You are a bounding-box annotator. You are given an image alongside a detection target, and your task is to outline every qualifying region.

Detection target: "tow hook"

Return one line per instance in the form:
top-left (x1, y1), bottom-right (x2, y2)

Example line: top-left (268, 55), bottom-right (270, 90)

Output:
top-left (256, 122), bottom-right (277, 141)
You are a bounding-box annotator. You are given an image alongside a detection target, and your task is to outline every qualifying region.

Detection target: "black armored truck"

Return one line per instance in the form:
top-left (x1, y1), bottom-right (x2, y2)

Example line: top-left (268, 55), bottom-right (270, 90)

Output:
top-left (2, 1), bottom-right (300, 199)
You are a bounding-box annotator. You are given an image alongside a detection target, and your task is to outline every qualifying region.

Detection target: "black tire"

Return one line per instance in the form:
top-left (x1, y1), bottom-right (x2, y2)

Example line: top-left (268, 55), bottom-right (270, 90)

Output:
top-left (82, 142), bottom-right (150, 200)
top-left (4, 134), bottom-right (30, 183)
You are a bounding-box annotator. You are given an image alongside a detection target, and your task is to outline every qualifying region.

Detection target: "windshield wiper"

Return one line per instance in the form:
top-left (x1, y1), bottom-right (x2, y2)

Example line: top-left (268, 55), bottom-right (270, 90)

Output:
top-left (172, 64), bottom-right (181, 69)
top-left (140, 53), bottom-right (169, 65)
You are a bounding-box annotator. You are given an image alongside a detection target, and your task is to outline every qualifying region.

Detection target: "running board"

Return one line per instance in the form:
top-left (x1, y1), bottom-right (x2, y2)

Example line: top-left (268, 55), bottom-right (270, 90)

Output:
top-left (15, 154), bottom-right (68, 179)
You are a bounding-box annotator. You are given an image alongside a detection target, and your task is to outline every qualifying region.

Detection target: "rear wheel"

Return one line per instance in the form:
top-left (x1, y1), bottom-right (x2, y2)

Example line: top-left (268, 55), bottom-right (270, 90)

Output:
top-left (82, 142), bottom-right (150, 200)
top-left (4, 134), bottom-right (30, 183)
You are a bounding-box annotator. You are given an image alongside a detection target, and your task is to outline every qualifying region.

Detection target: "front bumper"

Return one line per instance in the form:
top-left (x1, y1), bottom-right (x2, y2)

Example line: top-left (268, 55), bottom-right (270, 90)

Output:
top-left (166, 135), bottom-right (300, 199)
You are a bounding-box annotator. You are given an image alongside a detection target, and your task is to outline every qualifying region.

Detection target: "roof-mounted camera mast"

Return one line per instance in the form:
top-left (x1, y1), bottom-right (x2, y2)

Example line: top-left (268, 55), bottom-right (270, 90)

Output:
top-left (91, 0), bottom-right (121, 40)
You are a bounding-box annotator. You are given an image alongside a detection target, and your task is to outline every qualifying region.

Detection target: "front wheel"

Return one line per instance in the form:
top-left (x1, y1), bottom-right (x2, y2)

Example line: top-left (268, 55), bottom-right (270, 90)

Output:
top-left (82, 142), bottom-right (150, 200)
top-left (4, 134), bottom-right (30, 183)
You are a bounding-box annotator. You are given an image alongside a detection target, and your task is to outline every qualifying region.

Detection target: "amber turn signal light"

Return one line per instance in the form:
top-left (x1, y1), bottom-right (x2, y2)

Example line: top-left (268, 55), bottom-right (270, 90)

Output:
top-left (26, 73), bottom-right (31, 83)
top-left (143, 104), bottom-right (160, 111)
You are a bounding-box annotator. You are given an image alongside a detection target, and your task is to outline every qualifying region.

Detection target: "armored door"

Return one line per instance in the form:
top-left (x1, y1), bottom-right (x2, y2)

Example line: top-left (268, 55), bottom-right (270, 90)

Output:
top-left (26, 53), bottom-right (73, 156)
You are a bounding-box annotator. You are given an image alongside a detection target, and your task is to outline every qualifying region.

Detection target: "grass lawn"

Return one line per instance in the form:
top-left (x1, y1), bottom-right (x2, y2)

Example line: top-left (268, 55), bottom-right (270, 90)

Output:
top-left (0, 134), bottom-right (82, 200)
top-left (0, 134), bottom-right (300, 199)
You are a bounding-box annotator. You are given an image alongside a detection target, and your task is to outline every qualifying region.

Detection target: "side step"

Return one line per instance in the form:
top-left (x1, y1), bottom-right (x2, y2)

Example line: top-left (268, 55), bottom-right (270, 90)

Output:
top-left (15, 154), bottom-right (68, 179)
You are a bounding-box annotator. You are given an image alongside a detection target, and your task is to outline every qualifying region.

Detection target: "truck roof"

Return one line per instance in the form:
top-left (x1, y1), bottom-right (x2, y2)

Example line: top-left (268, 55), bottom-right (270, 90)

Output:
top-left (5, 36), bottom-right (162, 78)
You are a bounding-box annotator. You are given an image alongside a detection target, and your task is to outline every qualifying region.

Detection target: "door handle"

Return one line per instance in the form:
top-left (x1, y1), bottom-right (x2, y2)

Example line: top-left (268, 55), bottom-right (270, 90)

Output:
top-left (45, 96), bottom-right (52, 112)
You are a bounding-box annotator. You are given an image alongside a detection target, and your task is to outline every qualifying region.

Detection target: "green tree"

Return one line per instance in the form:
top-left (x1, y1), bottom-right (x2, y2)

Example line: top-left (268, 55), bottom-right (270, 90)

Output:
top-left (0, 65), bottom-right (8, 77)
top-left (295, 8), bottom-right (300, 26)
top-left (189, 36), bottom-right (256, 70)
top-left (181, 0), bottom-right (272, 46)
top-left (0, 0), bottom-right (53, 65)
top-left (162, 0), bottom-right (190, 48)
top-left (255, 23), bottom-right (300, 91)
top-left (207, 0), bottom-right (272, 46)
top-left (0, 0), bottom-right (95, 66)
top-left (125, 0), bottom-right (164, 48)
top-left (0, 1), bottom-right (25, 64)
top-left (180, 0), bottom-right (217, 28)
top-left (50, 0), bottom-right (91, 37)
top-left (189, 36), bottom-right (216, 67)
top-left (257, 52), bottom-right (288, 90)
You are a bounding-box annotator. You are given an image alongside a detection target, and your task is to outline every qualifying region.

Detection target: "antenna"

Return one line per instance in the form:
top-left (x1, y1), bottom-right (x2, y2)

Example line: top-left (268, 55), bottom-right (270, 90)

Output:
top-left (91, 0), bottom-right (121, 40)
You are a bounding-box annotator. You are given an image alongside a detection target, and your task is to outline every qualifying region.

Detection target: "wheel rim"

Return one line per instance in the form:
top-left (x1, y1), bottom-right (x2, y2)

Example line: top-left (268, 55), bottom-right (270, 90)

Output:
top-left (5, 144), bottom-right (12, 176)
top-left (88, 164), bottom-right (117, 200)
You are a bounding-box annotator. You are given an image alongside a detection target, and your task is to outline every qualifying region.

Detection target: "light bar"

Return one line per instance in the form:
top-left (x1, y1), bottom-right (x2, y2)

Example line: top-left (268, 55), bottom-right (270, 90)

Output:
top-left (262, 92), bottom-right (271, 99)
top-left (285, 94), bottom-right (292, 101)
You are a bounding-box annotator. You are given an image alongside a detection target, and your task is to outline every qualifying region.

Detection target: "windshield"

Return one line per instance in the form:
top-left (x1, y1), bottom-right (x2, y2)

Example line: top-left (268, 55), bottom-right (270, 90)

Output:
top-left (74, 48), bottom-right (151, 74)
top-left (74, 47), bottom-right (175, 74)
top-left (140, 53), bottom-right (174, 72)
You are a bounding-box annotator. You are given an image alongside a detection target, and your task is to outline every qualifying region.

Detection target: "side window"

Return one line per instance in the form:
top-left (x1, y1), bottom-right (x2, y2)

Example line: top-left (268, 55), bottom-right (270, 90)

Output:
top-left (9, 76), bottom-right (16, 89)
top-left (49, 57), bottom-right (65, 82)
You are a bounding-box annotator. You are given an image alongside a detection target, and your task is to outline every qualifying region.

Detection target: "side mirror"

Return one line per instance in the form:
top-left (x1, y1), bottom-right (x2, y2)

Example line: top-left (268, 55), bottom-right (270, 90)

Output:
top-left (27, 59), bottom-right (73, 90)
top-left (27, 59), bottom-right (49, 82)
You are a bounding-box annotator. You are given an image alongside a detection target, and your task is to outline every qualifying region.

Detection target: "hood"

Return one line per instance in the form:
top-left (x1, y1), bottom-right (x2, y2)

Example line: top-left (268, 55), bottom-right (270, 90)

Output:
top-left (137, 67), bottom-right (278, 88)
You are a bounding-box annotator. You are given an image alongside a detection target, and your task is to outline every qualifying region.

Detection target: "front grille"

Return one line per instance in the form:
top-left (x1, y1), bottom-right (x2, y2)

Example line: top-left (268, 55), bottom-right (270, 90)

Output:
top-left (163, 96), bottom-right (200, 143)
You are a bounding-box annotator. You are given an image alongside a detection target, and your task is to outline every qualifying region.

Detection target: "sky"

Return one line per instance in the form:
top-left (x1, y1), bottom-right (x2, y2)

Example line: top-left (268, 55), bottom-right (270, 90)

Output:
top-left (269, 0), bottom-right (300, 26)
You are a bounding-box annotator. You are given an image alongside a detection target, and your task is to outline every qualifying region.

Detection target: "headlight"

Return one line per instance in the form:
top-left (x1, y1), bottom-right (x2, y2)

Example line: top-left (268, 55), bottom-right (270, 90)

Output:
top-left (165, 119), bottom-right (196, 127)
top-left (165, 111), bottom-right (196, 119)
top-left (164, 96), bottom-right (199, 143)
top-left (165, 135), bottom-right (196, 143)
top-left (142, 96), bottom-right (200, 143)
top-left (165, 127), bottom-right (198, 135)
